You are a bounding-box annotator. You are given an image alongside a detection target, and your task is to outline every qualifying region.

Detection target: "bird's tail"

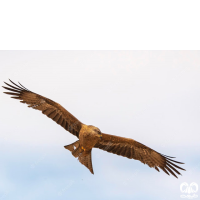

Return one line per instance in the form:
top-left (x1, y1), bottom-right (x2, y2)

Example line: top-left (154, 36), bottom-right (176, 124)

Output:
top-left (64, 141), bottom-right (94, 174)
top-left (78, 149), bottom-right (94, 174)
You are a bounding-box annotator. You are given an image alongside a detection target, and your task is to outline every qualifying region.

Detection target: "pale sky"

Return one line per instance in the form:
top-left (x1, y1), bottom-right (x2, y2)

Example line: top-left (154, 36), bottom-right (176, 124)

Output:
top-left (0, 51), bottom-right (200, 200)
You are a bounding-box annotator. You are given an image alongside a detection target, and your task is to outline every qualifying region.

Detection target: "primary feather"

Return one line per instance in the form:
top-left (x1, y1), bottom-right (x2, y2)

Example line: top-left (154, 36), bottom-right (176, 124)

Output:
top-left (94, 133), bottom-right (185, 178)
top-left (3, 79), bottom-right (82, 137)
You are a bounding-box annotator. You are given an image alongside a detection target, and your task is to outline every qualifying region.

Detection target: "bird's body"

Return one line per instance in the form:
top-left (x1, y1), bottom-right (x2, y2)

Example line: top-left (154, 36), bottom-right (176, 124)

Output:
top-left (3, 80), bottom-right (186, 178)
top-left (79, 125), bottom-right (102, 151)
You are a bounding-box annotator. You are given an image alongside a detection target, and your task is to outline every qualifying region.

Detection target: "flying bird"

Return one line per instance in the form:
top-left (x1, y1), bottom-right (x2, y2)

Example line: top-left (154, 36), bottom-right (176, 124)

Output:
top-left (3, 80), bottom-right (185, 178)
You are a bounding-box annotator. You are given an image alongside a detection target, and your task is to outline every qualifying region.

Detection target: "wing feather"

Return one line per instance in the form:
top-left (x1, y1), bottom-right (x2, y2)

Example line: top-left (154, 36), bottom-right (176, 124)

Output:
top-left (3, 80), bottom-right (83, 138)
top-left (94, 133), bottom-right (185, 178)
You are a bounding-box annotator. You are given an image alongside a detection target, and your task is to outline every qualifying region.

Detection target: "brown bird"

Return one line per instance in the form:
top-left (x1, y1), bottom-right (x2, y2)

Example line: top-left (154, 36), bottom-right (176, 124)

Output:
top-left (3, 80), bottom-right (185, 178)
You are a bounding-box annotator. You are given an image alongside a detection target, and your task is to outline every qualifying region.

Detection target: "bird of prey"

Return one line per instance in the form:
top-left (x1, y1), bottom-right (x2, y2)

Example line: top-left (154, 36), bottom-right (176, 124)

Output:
top-left (3, 80), bottom-right (185, 178)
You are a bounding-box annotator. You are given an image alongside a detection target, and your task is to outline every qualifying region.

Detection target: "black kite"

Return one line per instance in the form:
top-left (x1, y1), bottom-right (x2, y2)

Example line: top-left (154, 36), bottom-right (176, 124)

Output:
top-left (3, 80), bottom-right (185, 178)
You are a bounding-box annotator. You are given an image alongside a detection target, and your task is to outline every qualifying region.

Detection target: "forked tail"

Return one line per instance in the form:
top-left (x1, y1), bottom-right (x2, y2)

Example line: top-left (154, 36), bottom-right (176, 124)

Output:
top-left (64, 141), bottom-right (94, 174)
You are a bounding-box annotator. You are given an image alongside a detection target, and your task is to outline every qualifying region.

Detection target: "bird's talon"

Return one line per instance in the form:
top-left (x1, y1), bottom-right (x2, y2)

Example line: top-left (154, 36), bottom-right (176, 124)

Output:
top-left (81, 146), bottom-right (86, 151)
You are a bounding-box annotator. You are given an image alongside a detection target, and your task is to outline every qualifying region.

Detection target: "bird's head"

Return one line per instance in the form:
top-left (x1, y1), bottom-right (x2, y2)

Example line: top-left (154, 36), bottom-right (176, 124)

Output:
top-left (88, 125), bottom-right (102, 139)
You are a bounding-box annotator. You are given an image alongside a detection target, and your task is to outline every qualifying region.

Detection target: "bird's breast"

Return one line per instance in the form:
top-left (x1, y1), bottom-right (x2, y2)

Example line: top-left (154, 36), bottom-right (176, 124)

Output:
top-left (79, 125), bottom-right (99, 150)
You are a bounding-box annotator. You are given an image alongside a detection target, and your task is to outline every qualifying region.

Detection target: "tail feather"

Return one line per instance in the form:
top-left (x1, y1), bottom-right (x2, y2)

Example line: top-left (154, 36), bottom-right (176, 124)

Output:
top-left (78, 150), bottom-right (94, 174)
top-left (64, 141), bottom-right (94, 174)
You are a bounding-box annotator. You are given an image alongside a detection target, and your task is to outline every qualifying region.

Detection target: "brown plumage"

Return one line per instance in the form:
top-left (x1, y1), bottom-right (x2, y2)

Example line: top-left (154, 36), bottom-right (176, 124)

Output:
top-left (3, 80), bottom-right (186, 178)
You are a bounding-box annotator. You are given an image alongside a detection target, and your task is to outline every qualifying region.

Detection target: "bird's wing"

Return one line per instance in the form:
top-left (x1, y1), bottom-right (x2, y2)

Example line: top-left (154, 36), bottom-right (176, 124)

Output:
top-left (3, 80), bottom-right (83, 138)
top-left (94, 133), bottom-right (185, 178)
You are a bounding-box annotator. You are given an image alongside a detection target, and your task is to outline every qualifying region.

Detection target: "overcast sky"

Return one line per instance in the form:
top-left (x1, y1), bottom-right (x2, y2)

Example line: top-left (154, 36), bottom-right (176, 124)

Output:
top-left (0, 51), bottom-right (200, 200)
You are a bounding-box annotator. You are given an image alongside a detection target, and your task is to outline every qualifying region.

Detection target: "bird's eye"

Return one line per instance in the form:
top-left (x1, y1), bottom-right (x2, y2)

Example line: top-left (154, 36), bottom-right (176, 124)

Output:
top-left (96, 130), bottom-right (101, 134)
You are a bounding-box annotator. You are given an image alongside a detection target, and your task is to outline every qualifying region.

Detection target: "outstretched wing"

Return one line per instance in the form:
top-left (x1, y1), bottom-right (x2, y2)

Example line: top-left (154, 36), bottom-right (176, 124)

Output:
top-left (3, 80), bottom-right (83, 138)
top-left (94, 133), bottom-right (185, 178)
